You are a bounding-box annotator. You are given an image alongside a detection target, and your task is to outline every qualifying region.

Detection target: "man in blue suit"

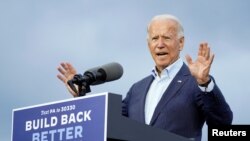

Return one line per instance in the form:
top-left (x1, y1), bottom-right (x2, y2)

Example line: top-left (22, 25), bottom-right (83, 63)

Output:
top-left (121, 14), bottom-right (233, 141)
top-left (57, 14), bottom-right (233, 141)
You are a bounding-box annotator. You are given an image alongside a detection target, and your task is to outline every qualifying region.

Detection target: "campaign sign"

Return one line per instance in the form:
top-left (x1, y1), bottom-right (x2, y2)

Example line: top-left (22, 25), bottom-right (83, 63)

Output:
top-left (12, 93), bottom-right (108, 141)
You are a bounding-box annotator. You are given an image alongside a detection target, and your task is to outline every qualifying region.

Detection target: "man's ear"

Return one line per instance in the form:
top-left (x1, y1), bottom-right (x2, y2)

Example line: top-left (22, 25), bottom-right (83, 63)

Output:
top-left (147, 38), bottom-right (151, 49)
top-left (179, 36), bottom-right (185, 51)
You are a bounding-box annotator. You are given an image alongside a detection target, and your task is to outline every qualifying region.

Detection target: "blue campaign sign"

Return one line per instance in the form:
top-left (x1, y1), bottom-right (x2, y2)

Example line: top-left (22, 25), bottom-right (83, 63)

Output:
top-left (12, 93), bottom-right (108, 141)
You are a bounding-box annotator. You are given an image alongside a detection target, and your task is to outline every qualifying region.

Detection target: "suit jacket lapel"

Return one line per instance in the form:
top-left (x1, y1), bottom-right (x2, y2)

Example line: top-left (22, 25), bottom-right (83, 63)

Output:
top-left (149, 64), bottom-right (190, 125)
top-left (138, 75), bottom-right (154, 123)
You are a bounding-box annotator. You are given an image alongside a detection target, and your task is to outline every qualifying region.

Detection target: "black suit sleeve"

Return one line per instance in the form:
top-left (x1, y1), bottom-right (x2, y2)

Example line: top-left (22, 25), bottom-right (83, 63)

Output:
top-left (195, 77), bottom-right (233, 126)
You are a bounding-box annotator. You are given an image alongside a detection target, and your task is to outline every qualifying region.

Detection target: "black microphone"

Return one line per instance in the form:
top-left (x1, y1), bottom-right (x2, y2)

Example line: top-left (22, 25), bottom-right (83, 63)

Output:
top-left (67, 62), bottom-right (123, 96)
top-left (83, 62), bottom-right (123, 85)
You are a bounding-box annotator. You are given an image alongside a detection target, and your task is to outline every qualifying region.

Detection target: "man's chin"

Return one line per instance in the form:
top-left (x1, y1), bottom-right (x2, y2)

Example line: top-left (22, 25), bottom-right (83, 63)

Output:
top-left (155, 63), bottom-right (169, 70)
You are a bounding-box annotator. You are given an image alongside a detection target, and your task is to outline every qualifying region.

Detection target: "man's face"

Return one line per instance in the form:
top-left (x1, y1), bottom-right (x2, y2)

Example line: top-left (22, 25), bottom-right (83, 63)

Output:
top-left (147, 19), bottom-right (184, 72)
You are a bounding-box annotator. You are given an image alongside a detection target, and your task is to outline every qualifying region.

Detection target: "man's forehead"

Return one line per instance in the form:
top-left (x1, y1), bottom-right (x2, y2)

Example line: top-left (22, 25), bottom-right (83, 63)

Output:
top-left (149, 18), bottom-right (177, 27)
top-left (149, 19), bottom-right (177, 30)
top-left (149, 23), bottom-right (177, 36)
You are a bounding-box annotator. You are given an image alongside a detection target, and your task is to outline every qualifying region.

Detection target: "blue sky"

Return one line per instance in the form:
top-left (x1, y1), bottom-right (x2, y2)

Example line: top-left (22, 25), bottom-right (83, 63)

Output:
top-left (1, 0), bottom-right (250, 141)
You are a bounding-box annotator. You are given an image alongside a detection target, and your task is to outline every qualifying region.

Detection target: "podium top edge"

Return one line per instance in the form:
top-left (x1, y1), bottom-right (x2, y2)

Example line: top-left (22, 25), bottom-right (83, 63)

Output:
top-left (12, 92), bottom-right (115, 112)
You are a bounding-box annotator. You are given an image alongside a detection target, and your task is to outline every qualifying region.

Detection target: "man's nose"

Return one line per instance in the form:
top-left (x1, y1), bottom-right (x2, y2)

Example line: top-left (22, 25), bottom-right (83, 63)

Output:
top-left (157, 38), bottom-right (165, 48)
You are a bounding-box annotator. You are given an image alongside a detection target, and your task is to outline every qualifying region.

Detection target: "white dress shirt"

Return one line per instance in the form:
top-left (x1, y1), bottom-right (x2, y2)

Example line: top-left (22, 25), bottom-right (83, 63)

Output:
top-left (144, 58), bottom-right (183, 124)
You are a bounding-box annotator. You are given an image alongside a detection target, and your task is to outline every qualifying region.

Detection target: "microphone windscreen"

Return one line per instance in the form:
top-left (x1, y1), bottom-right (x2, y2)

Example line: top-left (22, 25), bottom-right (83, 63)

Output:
top-left (99, 62), bottom-right (123, 82)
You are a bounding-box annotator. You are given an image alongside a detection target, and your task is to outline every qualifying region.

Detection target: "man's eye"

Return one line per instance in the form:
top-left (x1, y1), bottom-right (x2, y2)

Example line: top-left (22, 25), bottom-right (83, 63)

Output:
top-left (152, 37), bottom-right (158, 41)
top-left (164, 36), bottom-right (171, 40)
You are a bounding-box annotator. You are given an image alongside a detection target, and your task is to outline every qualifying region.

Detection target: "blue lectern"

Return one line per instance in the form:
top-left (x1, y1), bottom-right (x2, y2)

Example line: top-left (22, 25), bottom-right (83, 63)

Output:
top-left (12, 92), bottom-right (190, 141)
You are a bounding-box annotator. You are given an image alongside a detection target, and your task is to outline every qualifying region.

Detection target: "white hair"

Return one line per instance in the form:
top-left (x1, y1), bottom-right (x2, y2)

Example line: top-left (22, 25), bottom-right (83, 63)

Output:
top-left (147, 14), bottom-right (184, 39)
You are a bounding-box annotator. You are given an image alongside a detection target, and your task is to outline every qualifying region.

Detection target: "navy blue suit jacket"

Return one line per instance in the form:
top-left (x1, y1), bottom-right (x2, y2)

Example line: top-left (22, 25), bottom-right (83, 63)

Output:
top-left (122, 64), bottom-right (233, 141)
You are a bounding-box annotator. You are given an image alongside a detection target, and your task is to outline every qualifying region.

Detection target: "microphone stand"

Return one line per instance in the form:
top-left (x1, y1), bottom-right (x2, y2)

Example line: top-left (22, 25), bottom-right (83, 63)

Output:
top-left (67, 74), bottom-right (91, 97)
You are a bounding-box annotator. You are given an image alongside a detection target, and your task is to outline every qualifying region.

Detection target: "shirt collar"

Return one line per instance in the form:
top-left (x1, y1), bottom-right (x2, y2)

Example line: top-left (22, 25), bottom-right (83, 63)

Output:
top-left (151, 58), bottom-right (183, 79)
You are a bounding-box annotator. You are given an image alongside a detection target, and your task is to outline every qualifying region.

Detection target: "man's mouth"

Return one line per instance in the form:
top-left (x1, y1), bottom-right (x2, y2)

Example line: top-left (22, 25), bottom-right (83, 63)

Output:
top-left (156, 52), bottom-right (168, 56)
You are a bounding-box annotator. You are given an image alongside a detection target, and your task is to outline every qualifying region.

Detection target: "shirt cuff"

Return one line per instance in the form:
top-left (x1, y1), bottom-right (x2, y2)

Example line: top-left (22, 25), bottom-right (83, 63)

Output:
top-left (198, 79), bottom-right (215, 92)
